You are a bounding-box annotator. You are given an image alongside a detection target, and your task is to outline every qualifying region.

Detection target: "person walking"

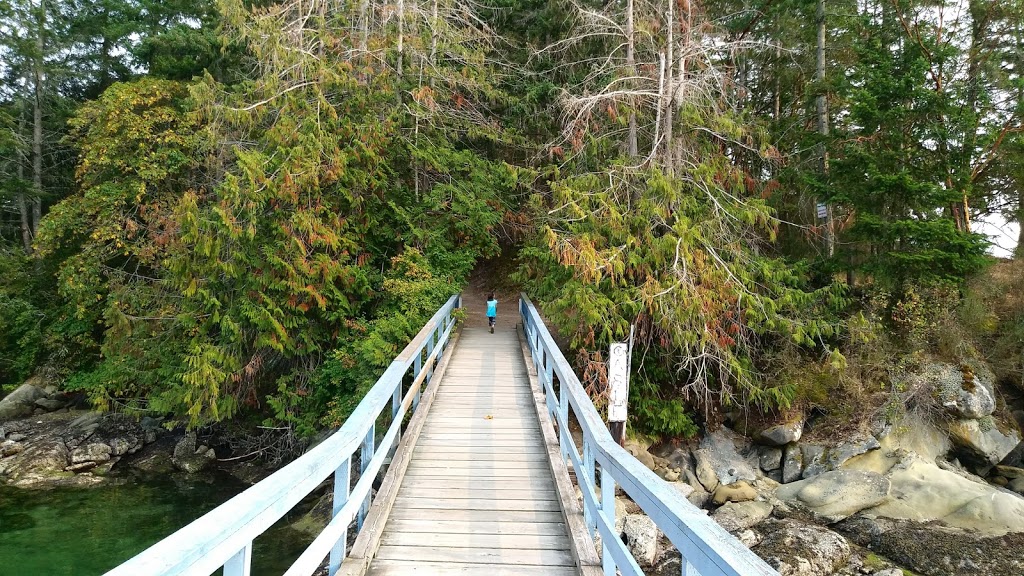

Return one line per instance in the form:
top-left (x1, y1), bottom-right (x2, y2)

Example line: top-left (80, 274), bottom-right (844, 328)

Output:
top-left (486, 293), bottom-right (497, 333)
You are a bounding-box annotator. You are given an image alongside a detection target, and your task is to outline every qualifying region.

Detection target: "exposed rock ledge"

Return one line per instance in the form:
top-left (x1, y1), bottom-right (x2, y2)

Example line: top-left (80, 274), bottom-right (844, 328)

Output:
top-left (0, 410), bottom-right (167, 488)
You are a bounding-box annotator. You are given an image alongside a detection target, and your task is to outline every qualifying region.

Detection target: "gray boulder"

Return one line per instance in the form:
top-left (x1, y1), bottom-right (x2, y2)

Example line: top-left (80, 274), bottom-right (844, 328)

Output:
top-left (753, 518), bottom-right (851, 576)
top-left (800, 444), bottom-right (827, 479)
top-left (625, 439), bottom-right (656, 471)
top-left (917, 362), bottom-right (996, 419)
top-left (172, 433), bottom-right (216, 473)
top-left (759, 418), bottom-right (804, 446)
top-left (621, 513), bottom-right (659, 566)
top-left (825, 436), bottom-right (880, 469)
top-left (1, 439), bottom-right (23, 457)
top-left (2, 439), bottom-right (71, 486)
top-left (697, 428), bottom-right (757, 486)
top-left (0, 383), bottom-right (47, 422)
top-left (693, 449), bottom-right (719, 492)
top-left (999, 440), bottom-right (1024, 468)
top-left (782, 443), bottom-right (803, 483)
top-left (712, 501), bottom-right (773, 532)
top-left (1009, 477), bottom-right (1024, 496)
top-left (70, 442), bottom-right (112, 465)
top-left (948, 419), bottom-right (1021, 466)
top-left (776, 470), bottom-right (891, 523)
top-left (759, 446), bottom-right (783, 472)
top-left (34, 397), bottom-right (69, 412)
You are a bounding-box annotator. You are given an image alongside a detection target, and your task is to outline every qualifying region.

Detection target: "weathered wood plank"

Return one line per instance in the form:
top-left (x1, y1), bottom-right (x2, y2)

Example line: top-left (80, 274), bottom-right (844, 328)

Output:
top-left (402, 468), bottom-right (555, 480)
top-left (379, 532), bottom-right (570, 550)
top-left (396, 487), bottom-right (559, 501)
top-left (384, 519), bottom-right (568, 535)
top-left (374, 546), bottom-right (575, 566)
top-left (397, 473), bottom-right (557, 485)
top-left (412, 443), bottom-right (545, 453)
top-left (362, 315), bottom-right (584, 576)
top-left (414, 437), bottom-right (541, 444)
top-left (407, 456), bottom-right (550, 467)
top-left (406, 460), bottom-right (551, 471)
top-left (419, 426), bottom-right (541, 434)
top-left (391, 498), bottom-right (561, 512)
top-left (419, 426), bottom-right (540, 434)
top-left (386, 508), bottom-right (566, 523)
top-left (366, 561), bottom-right (577, 576)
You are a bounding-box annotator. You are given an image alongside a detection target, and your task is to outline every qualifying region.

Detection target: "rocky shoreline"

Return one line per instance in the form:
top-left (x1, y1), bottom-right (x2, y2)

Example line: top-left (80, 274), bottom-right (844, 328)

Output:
top-left (609, 361), bottom-right (1024, 575)
top-left (0, 381), bottom-right (274, 489)
top-left (4, 359), bottom-right (1024, 575)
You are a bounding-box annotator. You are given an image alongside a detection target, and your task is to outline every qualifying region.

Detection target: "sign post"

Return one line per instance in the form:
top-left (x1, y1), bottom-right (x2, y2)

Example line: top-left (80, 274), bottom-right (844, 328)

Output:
top-left (607, 325), bottom-right (634, 446)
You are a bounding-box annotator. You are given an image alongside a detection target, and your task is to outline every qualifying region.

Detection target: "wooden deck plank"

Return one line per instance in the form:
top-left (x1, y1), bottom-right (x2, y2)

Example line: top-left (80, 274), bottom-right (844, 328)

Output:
top-left (374, 546), bottom-right (575, 566)
top-left (396, 487), bottom-right (559, 501)
top-left (397, 473), bottom-right (557, 485)
top-left (367, 560), bottom-right (577, 576)
top-left (387, 508), bottom-right (566, 523)
top-left (406, 460), bottom-right (551, 470)
top-left (366, 326), bottom-right (576, 575)
top-left (384, 519), bottom-right (568, 535)
top-left (391, 498), bottom-right (561, 512)
top-left (412, 443), bottom-right (545, 453)
top-left (379, 532), bottom-right (570, 550)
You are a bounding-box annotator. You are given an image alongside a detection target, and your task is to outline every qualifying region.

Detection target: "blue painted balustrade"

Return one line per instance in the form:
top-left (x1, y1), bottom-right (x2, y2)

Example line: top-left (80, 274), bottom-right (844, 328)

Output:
top-left (519, 294), bottom-right (779, 576)
top-left (106, 294), bottom-right (462, 576)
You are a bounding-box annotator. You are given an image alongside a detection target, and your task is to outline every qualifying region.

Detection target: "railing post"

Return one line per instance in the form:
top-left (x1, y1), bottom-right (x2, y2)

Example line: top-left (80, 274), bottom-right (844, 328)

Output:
top-left (583, 439), bottom-right (596, 537)
top-left (392, 376), bottom-right (402, 419)
top-left (600, 466), bottom-right (616, 576)
top-left (223, 543), bottom-right (252, 576)
top-left (559, 380), bottom-right (569, 464)
top-left (328, 457), bottom-right (351, 576)
top-left (358, 424), bottom-right (374, 529)
top-left (544, 355), bottom-right (555, 418)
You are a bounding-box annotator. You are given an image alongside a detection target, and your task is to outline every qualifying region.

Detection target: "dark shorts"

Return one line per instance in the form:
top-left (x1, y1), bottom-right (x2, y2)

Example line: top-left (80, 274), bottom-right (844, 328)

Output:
top-left (488, 316), bottom-right (496, 326)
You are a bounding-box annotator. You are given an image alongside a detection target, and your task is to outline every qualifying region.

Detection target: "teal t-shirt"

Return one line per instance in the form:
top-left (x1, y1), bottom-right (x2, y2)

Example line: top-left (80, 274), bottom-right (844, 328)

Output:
top-left (486, 299), bottom-right (497, 317)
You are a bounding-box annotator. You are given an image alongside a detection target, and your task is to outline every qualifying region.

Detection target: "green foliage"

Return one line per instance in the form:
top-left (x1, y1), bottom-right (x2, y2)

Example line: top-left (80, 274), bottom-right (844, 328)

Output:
top-left (33, 77), bottom-right (205, 412)
top-left (520, 159), bottom-right (846, 424)
top-left (0, 250), bottom-right (45, 387)
top-left (314, 249), bottom-right (462, 429)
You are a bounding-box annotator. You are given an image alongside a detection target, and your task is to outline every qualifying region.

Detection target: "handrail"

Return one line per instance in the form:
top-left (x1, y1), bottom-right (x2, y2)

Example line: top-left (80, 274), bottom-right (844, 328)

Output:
top-left (107, 293), bottom-right (462, 576)
top-left (519, 294), bottom-right (779, 576)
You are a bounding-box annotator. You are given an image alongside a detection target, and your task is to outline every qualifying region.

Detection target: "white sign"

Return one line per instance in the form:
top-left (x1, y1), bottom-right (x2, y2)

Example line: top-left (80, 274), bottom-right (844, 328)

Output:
top-left (608, 342), bottom-right (629, 422)
top-left (816, 202), bottom-right (829, 220)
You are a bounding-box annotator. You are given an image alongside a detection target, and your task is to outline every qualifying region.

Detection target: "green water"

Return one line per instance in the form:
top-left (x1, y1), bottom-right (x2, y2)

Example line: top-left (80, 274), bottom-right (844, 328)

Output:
top-left (0, 474), bottom-right (315, 576)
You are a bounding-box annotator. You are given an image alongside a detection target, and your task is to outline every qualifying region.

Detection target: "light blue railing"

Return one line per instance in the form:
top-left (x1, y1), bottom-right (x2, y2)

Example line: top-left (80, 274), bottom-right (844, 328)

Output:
top-left (107, 294), bottom-right (461, 576)
top-left (519, 294), bottom-right (779, 576)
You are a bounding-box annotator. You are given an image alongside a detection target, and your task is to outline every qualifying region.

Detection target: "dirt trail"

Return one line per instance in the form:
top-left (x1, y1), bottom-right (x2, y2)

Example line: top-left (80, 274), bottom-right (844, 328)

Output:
top-left (461, 258), bottom-right (520, 332)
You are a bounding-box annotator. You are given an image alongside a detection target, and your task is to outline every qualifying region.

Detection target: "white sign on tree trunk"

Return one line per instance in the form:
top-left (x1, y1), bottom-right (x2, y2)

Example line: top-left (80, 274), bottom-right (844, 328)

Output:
top-left (608, 342), bottom-right (629, 422)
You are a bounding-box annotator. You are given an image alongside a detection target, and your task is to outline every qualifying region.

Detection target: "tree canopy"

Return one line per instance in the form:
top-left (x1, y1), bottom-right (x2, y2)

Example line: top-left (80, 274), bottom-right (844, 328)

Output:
top-left (0, 0), bottom-right (1020, 435)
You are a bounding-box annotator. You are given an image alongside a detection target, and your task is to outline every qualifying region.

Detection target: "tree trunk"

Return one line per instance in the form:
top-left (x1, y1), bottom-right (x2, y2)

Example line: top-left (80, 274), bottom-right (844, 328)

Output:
top-left (773, 44), bottom-right (781, 121)
top-left (17, 104), bottom-right (32, 253)
top-left (651, 52), bottom-right (666, 161)
top-left (816, 0), bottom-right (833, 257)
top-left (626, 0), bottom-right (637, 158)
top-left (396, 0), bottom-right (404, 104)
top-left (429, 0), bottom-right (439, 89)
top-left (1017, 183), bottom-right (1024, 259)
top-left (664, 0), bottom-right (674, 174)
top-left (32, 0), bottom-right (45, 240)
top-left (359, 0), bottom-right (370, 52)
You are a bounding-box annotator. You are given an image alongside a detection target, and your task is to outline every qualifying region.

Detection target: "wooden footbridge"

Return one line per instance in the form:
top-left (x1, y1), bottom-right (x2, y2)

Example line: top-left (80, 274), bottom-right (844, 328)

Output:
top-left (108, 294), bottom-right (778, 576)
